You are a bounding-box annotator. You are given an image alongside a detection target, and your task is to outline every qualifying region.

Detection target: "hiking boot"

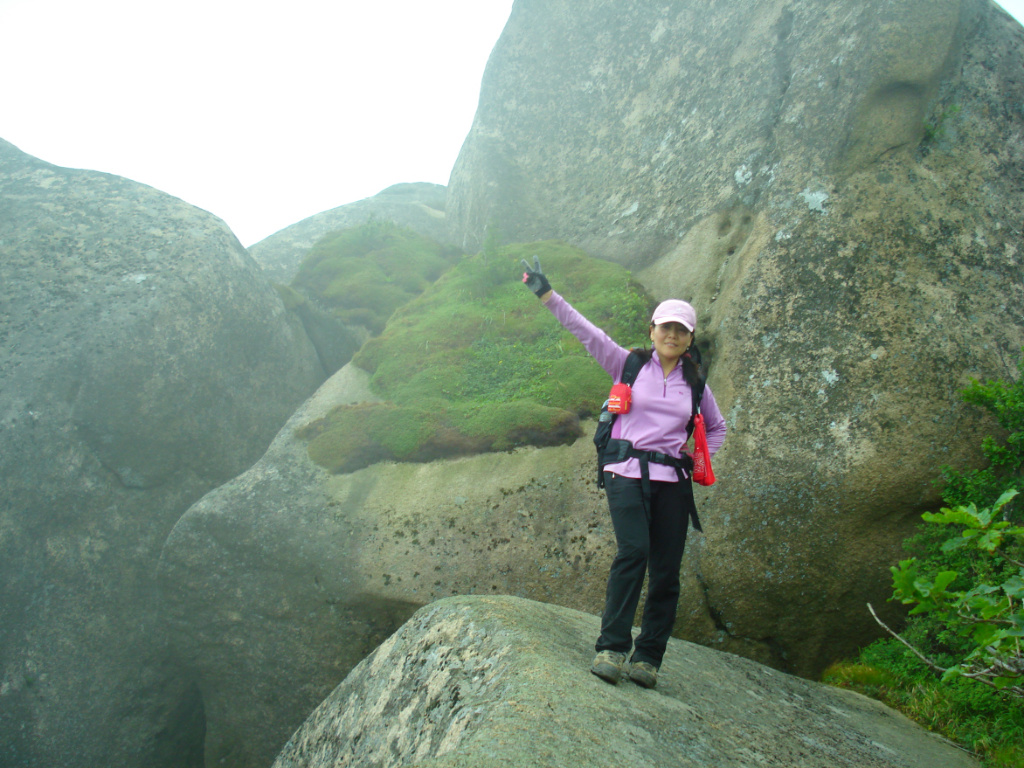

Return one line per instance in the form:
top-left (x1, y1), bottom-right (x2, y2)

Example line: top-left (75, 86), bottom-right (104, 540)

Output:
top-left (590, 650), bottom-right (626, 684)
top-left (629, 660), bottom-right (658, 688)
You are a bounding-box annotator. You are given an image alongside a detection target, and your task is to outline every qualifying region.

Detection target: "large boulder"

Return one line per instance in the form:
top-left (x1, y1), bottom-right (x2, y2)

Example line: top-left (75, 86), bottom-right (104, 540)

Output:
top-left (0, 138), bottom-right (324, 768)
top-left (159, 362), bottom-right (621, 768)
top-left (272, 595), bottom-right (978, 768)
top-left (445, 0), bottom-right (1024, 669)
top-left (248, 182), bottom-right (449, 283)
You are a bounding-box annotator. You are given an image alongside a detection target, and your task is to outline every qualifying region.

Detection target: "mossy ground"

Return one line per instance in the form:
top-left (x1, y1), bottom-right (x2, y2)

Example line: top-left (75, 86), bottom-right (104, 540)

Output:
top-left (289, 219), bottom-right (461, 334)
top-left (295, 239), bottom-right (655, 473)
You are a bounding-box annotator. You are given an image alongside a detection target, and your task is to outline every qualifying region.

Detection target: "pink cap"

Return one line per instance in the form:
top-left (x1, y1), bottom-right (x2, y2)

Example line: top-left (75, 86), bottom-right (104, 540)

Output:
top-left (651, 299), bottom-right (696, 332)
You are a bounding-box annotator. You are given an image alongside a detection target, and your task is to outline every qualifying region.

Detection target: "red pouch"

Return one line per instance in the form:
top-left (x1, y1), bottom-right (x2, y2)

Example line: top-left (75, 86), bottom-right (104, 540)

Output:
top-left (690, 412), bottom-right (716, 486)
top-left (607, 382), bottom-right (632, 414)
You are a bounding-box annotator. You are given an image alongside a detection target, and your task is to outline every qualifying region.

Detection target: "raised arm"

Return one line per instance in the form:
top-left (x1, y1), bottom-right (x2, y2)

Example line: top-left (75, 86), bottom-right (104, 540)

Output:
top-left (522, 255), bottom-right (629, 380)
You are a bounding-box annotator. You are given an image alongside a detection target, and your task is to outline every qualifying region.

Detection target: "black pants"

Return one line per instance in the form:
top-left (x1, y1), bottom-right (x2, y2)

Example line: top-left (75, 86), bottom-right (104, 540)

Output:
top-left (595, 472), bottom-right (693, 667)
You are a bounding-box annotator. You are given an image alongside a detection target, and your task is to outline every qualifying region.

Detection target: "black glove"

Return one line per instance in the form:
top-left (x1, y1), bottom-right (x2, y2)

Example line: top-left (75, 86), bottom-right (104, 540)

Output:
top-left (521, 255), bottom-right (552, 298)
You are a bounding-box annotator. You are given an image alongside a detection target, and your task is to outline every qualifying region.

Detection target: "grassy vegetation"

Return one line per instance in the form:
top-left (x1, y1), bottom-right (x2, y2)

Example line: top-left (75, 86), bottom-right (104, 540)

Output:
top-left (295, 239), bottom-right (655, 473)
top-left (289, 218), bottom-right (462, 334)
top-left (823, 642), bottom-right (1024, 766)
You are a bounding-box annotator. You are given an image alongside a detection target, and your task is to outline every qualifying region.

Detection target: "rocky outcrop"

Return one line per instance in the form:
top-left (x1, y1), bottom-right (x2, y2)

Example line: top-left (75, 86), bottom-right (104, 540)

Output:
top-left (444, 0), bottom-right (1024, 670)
top-left (448, 0), bottom-right (1004, 261)
top-left (159, 3), bottom-right (1024, 765)
top-left (0, 138), bottom-right (324, 768)
top-left (159, 362), bottom-right (621, 768)
top-left (249, 183), bottom-right (449, 283)
top-left (273, 596), bottom-right (978, 768)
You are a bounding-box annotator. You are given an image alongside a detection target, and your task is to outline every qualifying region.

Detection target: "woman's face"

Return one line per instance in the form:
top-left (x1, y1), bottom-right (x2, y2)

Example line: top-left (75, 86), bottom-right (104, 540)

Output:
top-left (650, 322), bottom-right (693, 362)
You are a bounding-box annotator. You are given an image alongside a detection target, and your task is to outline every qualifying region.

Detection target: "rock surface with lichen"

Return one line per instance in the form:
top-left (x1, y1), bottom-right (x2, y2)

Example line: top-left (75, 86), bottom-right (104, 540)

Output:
top-left (272, 596), bottom-right (978, 768)
top-left (0, 138), bottom-right (324, 768)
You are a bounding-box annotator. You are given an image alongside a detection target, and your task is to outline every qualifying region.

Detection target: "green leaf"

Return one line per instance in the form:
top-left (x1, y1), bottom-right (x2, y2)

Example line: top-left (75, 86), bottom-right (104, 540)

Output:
top-left (977, 529), bottom-right (1005, 553)
top-left (931, 571), bottom-right (959, 595)
top-left (994, 488), bottom-right (1020, 511)
top-left (971, 623), bottom-right (1001, 647)
top-left (939, 666), bottom-right (962, 682)
top-left (978, 597), bottom-right (1009, 621)
top-left (891, 559), bottom-right (921, 601)
top-left (1003, 574), bottom-right (1024, 599)
top-left (923, 506), bottom-right (979, 527)
top-left (966, 583), bottom-right (1001, 597)
top-left (939, 536), bottom-right (970, 553)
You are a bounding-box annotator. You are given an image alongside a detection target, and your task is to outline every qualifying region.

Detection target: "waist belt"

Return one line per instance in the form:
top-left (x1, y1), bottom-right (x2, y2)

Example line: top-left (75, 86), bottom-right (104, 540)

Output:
top-left (602, 438), bottom-right (701, 531)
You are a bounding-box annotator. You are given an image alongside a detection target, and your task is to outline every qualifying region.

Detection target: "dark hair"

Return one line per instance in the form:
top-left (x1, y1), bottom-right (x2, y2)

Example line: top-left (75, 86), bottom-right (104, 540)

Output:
top-left (629, 341), bottom-right (705, 390)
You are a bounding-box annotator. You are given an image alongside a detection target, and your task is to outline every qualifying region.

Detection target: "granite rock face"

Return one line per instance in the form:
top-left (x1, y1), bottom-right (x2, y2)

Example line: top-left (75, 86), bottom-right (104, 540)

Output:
top-left (449, 0), bottom-right (1002, 261)
top-left (248, 182), bottom-right (449, 283)
top-left (272, 596), bottom-right (978, 768)
top-left (445, 0), bottom-right (1024, 670)
top-left (159, 2), bottom-right (1024, 765)
top-left (159, 363), bottom-right (620, 768)
top-left (0, 139), bottom-right (324, 768)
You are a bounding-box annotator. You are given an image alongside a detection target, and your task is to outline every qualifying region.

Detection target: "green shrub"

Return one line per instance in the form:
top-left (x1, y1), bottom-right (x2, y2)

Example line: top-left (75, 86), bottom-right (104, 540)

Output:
top-left (821, 661), bottom-right (899, 699)
top-left (879, 356), bottom-right (1024, 698)
top-left (297, 240), bottom-right (655, 473)
top-left (354, 241), bottom-right (654, 400)
top-left (886, 492), bottom-right (1024, 694)
top-left (940, 365), bottom-right (1024, 511)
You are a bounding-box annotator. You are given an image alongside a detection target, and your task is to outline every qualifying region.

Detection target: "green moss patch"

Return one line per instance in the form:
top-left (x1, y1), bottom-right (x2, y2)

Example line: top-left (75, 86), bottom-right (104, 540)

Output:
top-left (298, 240), bottom-right (655, 473)
top-left (290, 219), bottom-right (461, 334)
top-left (296, 399), bottom-right (582, 473)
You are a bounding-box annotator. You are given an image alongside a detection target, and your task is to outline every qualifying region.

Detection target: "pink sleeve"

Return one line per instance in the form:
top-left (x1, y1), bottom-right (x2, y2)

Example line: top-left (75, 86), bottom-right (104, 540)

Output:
top-left (701, 386), bottom-right (727, 456)
top-left (544, 291), bottom-right (630, 381)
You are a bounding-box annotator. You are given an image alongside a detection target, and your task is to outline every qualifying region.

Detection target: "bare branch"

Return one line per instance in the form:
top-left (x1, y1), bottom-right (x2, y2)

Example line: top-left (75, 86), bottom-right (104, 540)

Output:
top-left (954, 606), bottom-right (1014, 627)
top-left (867, 603), bottom-right (947, 674)
top-left (959, 666), bottom-right (1024, 697)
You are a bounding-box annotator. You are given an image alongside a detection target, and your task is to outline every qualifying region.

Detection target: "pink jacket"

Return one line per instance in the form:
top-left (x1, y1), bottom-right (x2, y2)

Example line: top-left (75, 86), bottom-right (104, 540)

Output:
top-left (546, 291), bottom-right (726, 482)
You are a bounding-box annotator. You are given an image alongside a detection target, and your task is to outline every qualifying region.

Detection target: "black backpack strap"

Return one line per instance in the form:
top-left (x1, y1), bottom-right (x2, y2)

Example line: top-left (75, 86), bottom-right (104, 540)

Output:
top-left (684, 345), bottom-right (707, 437)
top-left (685, 376), bottom-right (706, 438)
top-left (620, 348), bottom-right (644, 386)
top-left (595, 349), bottom-right (646, 488)
top-left (602, 440), bottom-right (700, 529)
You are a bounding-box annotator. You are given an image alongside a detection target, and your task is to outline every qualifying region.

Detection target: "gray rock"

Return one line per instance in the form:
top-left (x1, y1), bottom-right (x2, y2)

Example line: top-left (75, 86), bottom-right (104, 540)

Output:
top-left (0, 138), bottom-right (324, 768)
top-left (249, 182), bottom-right (449, 283)
top-left (444, 0), bottom-right (1024, 671)
top-left (272, 595), bottom-right (978, 768)
top-left (162, 1), bottom-right (1024, 763)
top-left (159, 361), bottom-right (621, 768)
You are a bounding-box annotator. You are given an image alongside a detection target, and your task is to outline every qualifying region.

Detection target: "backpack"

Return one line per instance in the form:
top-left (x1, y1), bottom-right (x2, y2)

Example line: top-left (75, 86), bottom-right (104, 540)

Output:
top-left (593, 348), bottom-right (706, 488)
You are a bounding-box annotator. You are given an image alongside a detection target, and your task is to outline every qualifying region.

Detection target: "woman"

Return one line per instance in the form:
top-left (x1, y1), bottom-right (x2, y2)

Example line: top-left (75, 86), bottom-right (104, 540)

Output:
top-left (522, 256), bottom-right (727, 689)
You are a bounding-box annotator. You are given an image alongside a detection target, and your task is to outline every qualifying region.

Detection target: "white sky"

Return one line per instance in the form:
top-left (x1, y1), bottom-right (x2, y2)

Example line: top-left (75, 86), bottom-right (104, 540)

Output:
top-left (1, 0), bottom-right (1022, 247)
top-left (0, 0), bottom-right (515, 246)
